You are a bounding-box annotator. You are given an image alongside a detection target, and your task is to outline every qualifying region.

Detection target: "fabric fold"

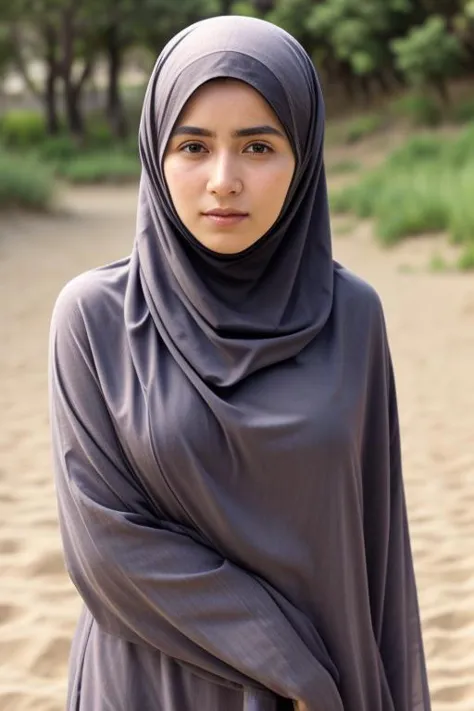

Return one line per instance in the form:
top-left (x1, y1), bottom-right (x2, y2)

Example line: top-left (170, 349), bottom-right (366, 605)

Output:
top-left (49, 284), bottom-right (343, 711)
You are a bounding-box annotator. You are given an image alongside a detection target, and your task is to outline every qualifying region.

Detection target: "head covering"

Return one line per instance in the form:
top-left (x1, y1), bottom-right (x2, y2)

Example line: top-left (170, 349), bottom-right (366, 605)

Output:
top-left (130, 14), bottom-right (333, 387)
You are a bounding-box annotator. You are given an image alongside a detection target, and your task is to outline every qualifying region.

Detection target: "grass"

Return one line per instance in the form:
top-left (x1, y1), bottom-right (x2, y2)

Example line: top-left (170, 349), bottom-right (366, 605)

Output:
top-left (0, 149), bottom-right (55, 210)
top-left (330, 125), bottom-right (474, 267)
top-left (450, 98), bottom-right (474, 125)
top-left (390, 93), bottom-right (443, 127)
top-left (343, 113), bottom-right (386, 144)
top-left (57, 151), bottom-right (140, 184)
top-left (326, 159), bottom-right (361, 175)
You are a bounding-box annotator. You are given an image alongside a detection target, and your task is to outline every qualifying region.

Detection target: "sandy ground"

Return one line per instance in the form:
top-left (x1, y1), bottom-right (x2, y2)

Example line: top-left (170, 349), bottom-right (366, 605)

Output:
top-left (0, 183), bottom-right (473, 711)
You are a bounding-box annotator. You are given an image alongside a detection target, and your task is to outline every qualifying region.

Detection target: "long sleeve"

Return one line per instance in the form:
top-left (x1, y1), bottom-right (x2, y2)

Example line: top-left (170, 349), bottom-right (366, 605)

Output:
top-left (378, 356), bottom-right (432, 711)
top-left (49, 283), bottom-right (342, 711)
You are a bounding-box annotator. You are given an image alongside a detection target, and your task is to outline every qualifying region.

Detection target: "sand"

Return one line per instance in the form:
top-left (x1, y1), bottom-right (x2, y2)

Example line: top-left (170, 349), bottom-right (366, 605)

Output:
top-left (0, 183), bottom-right (473, 711)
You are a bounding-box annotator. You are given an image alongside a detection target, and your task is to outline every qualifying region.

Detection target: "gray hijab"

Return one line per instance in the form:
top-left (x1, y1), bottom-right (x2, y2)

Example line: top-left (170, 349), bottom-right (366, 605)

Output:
top-left (50, 14), bottom-right (431, 711)
top-left (131, 14), bottom-right (333, 387)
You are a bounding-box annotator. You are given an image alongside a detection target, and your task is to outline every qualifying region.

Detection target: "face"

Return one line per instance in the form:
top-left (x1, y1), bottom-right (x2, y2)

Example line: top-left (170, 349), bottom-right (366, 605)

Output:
top-left (163, 79), bottom-right (296, 255)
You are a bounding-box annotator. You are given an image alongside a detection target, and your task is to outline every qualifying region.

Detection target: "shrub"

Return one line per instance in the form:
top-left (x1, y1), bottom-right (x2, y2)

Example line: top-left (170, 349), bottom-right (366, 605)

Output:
top-left (58, 151), bottom-right (140, 184)
top-left (86, 118), bottom-right (115, 149)
top-left (385, 135), bottom-right (445, 169)
top-left (343, 114), bottom-right (385, 144)
top-left (374, 168), bottom-right (449, 245)
top-left (37, 135), bottom-right (80, 163)
top-left (450, 99), bottom-right (474, 124)
top-left (0, 149), bottom-right (54, 209)
top-left (391, 16), bottom-right (463, 99)
top-left (446, 162), bottom-right (474, 244)
top-left (326, 159), bottom-right (361, 175)
top-left (390, 93), bottom-right (443, 127)
top-left (331, 128), bottom-right (474, 251)
top-left (458, 244), bottom-right (474, 270)
top-left (0, 110), bottom-right (46, 148)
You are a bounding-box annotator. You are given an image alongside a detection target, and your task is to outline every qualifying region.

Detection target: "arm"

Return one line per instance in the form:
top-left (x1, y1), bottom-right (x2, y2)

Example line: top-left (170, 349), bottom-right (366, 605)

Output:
top-left (49, 283), bottom-right (342, 711)
top-left (378, 355), bottom-right (432, 711)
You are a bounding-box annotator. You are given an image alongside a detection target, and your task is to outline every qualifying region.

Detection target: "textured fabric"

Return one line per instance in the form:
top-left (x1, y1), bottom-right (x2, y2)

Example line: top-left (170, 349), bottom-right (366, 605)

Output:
top-left (49, 14), bottom-right (432, 711)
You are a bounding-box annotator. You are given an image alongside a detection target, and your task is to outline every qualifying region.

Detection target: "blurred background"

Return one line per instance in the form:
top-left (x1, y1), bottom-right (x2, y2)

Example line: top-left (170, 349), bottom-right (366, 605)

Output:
top-left (0, 2), bottom-right (473, 710)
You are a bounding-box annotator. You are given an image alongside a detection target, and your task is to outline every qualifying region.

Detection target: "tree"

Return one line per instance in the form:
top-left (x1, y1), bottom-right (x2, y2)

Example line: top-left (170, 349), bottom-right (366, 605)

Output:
top-left (391, 15), bottom-right (464, 101)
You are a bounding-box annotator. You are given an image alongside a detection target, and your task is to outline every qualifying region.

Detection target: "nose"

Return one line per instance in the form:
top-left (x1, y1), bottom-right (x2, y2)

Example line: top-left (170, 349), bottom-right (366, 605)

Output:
top-left (206, 153), bottom-right (242, 196)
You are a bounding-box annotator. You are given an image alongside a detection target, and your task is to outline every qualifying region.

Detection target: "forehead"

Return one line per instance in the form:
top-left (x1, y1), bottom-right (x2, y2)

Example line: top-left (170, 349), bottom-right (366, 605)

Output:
top-left (177, 79), bottom-right (278, 122)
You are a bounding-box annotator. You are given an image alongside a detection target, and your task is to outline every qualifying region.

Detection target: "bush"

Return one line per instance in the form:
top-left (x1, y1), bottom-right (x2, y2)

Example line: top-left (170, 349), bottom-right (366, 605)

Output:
top-left (58, 151), bottom-right (140, 184)
top-left (391, 16), bottom-right (463, 97)
top-left (0, 149), bottom-right (55, 209)
top-left (0, 110), bottom-right (47, 148)
top-left (331, 127), bottom-right (474, 250)
top-left (458, 244), bottom-right (474, 270)
top-left (326, 159), bottom-right (361, 175)
top-left (375, 168), bottom-right (449, 245)
top-left (385, 134), bottom-right (445, 169)
top-left (391, 93), bottom-right (443, 127)
top-left (450, 99), bottom-right (474, 124)
top-left (343, 114), bottom-right (385, 144)
top-left (86, 118), bottom-right (115, 149)
top-left (37, 135), bottom-right (80, 163)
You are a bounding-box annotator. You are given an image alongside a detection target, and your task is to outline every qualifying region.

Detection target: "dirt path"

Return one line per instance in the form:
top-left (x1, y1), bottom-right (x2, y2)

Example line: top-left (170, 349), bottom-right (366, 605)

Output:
top-left (0, 184), bottom-right (473, 711)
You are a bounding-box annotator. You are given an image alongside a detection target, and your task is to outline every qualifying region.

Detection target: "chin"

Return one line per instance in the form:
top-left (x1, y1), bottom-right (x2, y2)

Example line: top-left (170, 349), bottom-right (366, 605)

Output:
top-left (197, 234), bottom-right (259, 255)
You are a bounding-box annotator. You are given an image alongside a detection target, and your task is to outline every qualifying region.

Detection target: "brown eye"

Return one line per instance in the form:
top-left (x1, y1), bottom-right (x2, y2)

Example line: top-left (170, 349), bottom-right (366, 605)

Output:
top-left (181, 142), bottom-right (207, 154)
top-left (245, 142), bottom-right (273, 154)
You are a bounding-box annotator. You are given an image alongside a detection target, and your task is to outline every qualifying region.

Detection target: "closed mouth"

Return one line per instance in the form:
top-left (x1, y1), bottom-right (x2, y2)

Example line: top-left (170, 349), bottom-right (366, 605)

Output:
top-left (203, 209), bottom-right (248, 217)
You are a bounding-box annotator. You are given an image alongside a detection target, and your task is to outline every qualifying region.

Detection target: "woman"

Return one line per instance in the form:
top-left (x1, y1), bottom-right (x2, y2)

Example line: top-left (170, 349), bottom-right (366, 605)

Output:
top-left (49, 14), bottom-right (432, 711)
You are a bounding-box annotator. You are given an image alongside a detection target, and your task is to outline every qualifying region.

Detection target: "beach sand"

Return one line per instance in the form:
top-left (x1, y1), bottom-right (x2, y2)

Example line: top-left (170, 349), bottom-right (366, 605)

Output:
top-left (0, 184), bottom-right (473, 710)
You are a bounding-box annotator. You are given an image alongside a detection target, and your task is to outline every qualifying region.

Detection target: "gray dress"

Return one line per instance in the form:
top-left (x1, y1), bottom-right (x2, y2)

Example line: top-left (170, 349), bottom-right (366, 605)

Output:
top-left (49, 15), bottom-right (432, 711)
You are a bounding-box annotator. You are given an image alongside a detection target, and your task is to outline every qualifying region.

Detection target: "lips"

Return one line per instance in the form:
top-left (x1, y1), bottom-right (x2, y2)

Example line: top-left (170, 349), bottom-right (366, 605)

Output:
top-left (201, 208), bottom-right (249, 227)
top-left (204, 209), bottom-right (248, 217)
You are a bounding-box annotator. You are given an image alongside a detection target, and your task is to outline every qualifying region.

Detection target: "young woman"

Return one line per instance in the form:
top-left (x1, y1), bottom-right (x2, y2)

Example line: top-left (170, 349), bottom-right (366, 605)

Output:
top-left (49, 14), bottom-right (432, 711)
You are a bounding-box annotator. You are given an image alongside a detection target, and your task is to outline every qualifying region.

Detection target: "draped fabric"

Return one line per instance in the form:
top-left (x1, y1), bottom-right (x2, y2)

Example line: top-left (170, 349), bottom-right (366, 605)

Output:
top-left (49, 15), bottom-right (432, 711)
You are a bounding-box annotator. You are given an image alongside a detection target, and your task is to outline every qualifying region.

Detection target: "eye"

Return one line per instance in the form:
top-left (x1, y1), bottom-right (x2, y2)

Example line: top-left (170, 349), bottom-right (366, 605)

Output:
top-left (180, 142), bottom-right (208, 154)
top-left (245, 142), bottom-right (273, 155)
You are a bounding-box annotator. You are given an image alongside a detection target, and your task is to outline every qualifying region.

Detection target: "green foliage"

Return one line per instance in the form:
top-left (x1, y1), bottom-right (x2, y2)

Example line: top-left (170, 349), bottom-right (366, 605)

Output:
top-left (306, 0), bottom-right (411, 75)
top-left (57, 151), bottom-right (140, 183)
top-left (450, 99), bottom-right (474, 124)
top-left (37, 135), bottom-right (80, 162)
top-left (331, 126), bottom-right (474, 249)
top-left (429, 253), bottom-right (448, 272)
top-left (458, 244), bottom-right (474, 270)
top-left (385, 135), bottom-right (444, 168)
top-left (231, 1), bottom-right (261, 18)
top-left (326, 159), bottom-right (361, 175)
top-left (391, 16), bottom-right (463, 91)
top-left (391, 93), bottom-right (443, 127)
top-left (343, 113), bottom-right (385, 143)
top-left (0, 111), bottom-right (47, 148)
top-left (0, 149), bottom-right (55, 210)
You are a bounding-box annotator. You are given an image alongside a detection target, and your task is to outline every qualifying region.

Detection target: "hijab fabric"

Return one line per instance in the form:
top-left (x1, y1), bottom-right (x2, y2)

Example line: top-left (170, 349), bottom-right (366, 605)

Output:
top-left (50, 14), bottom-right (432, 711)
top-left (130, 14), bottom-right (333, 387)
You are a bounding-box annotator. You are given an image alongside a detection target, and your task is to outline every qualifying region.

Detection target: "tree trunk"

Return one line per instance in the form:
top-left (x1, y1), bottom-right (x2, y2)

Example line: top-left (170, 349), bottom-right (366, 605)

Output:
top-left (44, 25), bottom-right (60, 135)
top-left (60, 5), bottom-right (85, 138)
top-left (64, 84), bottom-right (84, 136)
top-left (105, 24), bottom-right (128, 140)
top-left (45, 66), bottom-right (60, 134)
top-left (433, 77), bottom-right (450, 105)
top-left (219, 0), bottom-right (233, 14)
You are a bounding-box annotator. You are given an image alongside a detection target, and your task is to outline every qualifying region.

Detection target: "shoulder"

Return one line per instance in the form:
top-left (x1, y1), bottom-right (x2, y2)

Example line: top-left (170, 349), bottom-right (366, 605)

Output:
top-left (50, 257), bottom-right (130, 343)
top-left (333, 261), bottom-right (386, 326)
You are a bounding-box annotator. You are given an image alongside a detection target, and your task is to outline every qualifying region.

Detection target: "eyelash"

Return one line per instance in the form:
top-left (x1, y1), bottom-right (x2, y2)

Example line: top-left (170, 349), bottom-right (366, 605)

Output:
top-left (179, 142), bottom-right (273, 155)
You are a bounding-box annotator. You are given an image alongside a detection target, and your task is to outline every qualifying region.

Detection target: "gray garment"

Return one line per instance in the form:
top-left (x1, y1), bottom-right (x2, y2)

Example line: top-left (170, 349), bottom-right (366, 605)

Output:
top-left (49, 15), bottom-right (431, 711)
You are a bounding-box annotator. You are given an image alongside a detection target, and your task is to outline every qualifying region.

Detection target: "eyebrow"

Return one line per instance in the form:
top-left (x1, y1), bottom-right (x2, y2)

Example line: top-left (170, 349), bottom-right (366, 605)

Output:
top-left (171, 125), bottom-right (286, 139)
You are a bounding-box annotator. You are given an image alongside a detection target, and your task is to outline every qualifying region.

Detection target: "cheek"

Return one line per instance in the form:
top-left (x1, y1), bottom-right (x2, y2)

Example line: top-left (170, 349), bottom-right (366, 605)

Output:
top-left (254, 166), bottom-right (293, 214)
top-left (164, 162), bottom-right (202, 210)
